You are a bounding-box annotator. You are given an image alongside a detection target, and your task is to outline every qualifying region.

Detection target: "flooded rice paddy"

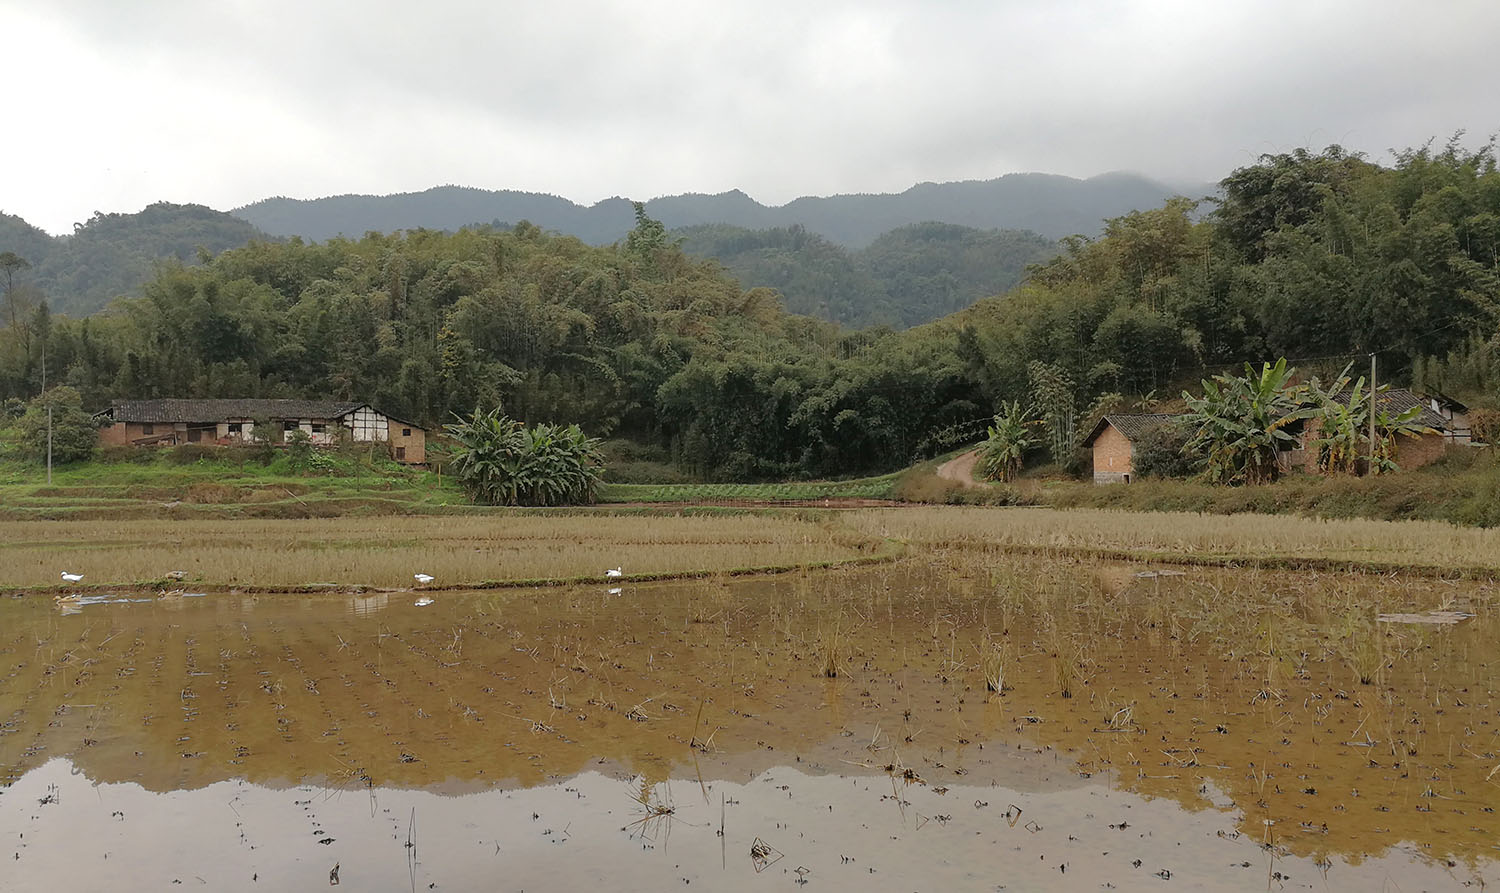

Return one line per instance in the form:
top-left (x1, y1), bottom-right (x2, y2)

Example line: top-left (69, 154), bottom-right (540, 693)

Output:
top-left (3, 554), bottom-right (1499, 890)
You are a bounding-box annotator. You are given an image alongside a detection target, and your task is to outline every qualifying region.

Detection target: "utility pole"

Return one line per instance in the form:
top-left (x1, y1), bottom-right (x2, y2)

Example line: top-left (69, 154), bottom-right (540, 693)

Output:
top-left (43, 339), bottom-right (51, 485)
top-left (1368, 352), bottom-right (1377, 475)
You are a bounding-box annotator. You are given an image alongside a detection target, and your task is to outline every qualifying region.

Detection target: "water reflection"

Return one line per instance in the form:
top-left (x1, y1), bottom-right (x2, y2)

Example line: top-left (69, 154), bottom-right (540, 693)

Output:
top-left (0, 557), bottom-right (1496, 881)
top-left (6, 756), bottom-right (1486, 893)
top-left (345, 592), bottom-right (389, 618)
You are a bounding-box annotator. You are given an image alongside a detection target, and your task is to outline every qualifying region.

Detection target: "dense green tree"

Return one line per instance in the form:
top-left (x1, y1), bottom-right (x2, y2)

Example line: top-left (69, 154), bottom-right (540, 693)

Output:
top-left (18, 385), bottom-right (97, 464)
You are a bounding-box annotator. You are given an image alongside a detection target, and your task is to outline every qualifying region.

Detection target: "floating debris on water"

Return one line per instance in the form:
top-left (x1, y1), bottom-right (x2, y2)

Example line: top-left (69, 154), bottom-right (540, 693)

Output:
top-left (1377, 610), bottom-right (1475, 625)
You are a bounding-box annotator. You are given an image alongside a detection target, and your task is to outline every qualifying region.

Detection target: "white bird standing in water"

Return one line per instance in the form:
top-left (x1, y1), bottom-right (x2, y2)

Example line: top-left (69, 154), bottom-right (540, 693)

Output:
top-left (605, 567), bottom-right (623, 578)
top-left (414, 573), bottom-right (435, 585)
top-left (61, 572), bottom-right (84, 583)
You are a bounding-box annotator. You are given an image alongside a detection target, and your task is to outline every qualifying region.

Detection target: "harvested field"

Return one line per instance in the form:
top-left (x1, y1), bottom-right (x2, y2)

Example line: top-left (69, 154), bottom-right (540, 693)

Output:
top-left (848, 505), bottom-right (1500, 574)
top-left (2, 510), bottom-right (1499, 889)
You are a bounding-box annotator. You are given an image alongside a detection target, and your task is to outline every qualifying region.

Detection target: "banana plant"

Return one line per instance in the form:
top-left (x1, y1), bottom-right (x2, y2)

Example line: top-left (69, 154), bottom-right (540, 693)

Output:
top-left (445, 407), bottom-right (604, 505)
top-left (1182, 358), bottom-right (1314, 484)
top-left (977, 401), bottom-right (1036, 483)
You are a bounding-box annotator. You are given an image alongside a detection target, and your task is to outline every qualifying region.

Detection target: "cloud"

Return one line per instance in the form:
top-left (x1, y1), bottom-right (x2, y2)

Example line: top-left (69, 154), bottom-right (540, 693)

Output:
top-left (4, 0), bottom-right (1497, 234)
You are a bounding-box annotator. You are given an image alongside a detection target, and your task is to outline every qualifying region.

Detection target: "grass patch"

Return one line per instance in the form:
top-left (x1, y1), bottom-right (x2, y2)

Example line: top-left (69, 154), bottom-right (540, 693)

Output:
top-left (0, 444), bottom-right (462, 520)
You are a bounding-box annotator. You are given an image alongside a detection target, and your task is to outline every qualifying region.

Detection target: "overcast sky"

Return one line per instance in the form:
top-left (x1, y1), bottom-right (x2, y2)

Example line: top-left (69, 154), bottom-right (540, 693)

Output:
top-left (5, 0), bottom-right (1496, 235)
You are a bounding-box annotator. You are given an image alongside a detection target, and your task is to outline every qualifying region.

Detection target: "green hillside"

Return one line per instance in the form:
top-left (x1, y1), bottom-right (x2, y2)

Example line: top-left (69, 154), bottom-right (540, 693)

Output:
top-left (0, 203), bottom-right (268, 317)
top-left (677, 221), bottom-right (1058, 328)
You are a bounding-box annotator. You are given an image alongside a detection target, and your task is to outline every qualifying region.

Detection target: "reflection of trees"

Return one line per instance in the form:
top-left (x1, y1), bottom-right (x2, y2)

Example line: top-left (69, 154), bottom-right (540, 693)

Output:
top-left (2, 558), bottom-right (1496, 867)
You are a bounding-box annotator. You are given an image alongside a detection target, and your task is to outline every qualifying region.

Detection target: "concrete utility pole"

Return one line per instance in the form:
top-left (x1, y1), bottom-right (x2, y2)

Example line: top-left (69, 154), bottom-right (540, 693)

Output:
top-left (43, 340), bottom-right (51, 485)
top-left (1368, 352), bottom-right (1377, 475)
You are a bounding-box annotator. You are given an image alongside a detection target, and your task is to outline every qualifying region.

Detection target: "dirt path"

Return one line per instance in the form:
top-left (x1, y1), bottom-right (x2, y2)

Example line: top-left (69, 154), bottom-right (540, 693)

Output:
top-left (936, 449), bottom-right (984, 488)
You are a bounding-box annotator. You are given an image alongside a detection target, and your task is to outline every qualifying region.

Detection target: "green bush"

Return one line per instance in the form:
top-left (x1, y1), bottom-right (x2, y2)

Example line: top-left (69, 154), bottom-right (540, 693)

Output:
top-left (18, 387), bottom-right (98, 465)
top-left (285, 429), bottom-right (314, 471)
top-left (167, 444), bottom-right (219, 464)
top-left (445, 407), bottom-right (604, 506)
top-left (97, 444), bottom-right (160, 465)
top-left (1132, 422), bottom-right (1195, 479)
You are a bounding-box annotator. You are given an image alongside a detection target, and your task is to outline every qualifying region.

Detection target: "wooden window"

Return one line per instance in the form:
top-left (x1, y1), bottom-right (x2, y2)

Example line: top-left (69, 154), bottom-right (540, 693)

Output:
top-left (402, 428), bottom-right (411, 437)
top-left (142, 424), bottom-right (154, 435)
top-left (395, 446), bottom-right (406, 460)
top-left (283, 420), bottom-right (297, 432)
top-left (227, 423), bottom-right (242, 433)
top-left (311, 423), bottom-right (325, 434)
top-left (187, 429), bottom-right (201, 443)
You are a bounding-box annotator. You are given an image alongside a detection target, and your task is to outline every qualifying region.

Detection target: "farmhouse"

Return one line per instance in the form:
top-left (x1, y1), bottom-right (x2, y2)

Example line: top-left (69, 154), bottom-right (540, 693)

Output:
top-left (96, 399), bottom-right (426, 464)
top-left (1279, 388), bottom-right (1453, 473)
top-left (1082, 413), bottom-right (1181, 484)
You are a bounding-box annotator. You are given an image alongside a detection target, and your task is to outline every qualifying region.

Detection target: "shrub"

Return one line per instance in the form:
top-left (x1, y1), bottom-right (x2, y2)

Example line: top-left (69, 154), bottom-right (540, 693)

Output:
top-left (167, 444), bottom-right (219, 464)
top-left (18, 386), bottom-right (98, 464)
top-left (97, 445), bottom-right (159, 465)
top-left (285, 429), bottom-right (314, 471)
top-left (445, 407), bottom-right (605, 506)
top-left (1132, 421), bottom-right (1195, 479)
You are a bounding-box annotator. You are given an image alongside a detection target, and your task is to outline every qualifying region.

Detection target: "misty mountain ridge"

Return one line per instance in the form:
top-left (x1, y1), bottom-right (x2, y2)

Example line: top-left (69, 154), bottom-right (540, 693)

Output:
top-left (0, 171), bottom-right (1213, 321)
top-left (233, 171), bottom-right (1212, 247)
top-left (0, 203), bottom-right (266, 318)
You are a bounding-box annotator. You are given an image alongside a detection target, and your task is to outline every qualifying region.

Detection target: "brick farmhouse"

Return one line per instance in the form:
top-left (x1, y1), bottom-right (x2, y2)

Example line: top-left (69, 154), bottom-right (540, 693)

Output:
top-left (96, 399), bottom-right (426, 464)
top-left (1082, 413), bottom-right (1180, 484)
top-left (1277, 388), bottom-right (1454, 474)
top-left (1083, 389), bottom-right (1461, 484)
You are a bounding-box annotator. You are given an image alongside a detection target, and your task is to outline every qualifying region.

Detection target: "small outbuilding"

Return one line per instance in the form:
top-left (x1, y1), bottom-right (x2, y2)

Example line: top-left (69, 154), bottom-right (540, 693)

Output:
top-left (96, 398), bottom-right (426, 464)
top-left (1082, 413), bottom-right (1181, 484)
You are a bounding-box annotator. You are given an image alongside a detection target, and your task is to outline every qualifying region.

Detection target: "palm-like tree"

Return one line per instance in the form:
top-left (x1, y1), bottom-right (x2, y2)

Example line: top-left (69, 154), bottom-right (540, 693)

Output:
top-left (445, 407), bottom-right (604, 505)
top-left (1307, 367), bottom-right (1435, 475)
top-left (1182, 358), bottom-right (1314, 484)
top-left (977, 401), bottom-right (1036, 483)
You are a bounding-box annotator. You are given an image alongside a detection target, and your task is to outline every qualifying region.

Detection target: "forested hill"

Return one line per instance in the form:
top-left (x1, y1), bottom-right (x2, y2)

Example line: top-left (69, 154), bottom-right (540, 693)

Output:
top-left (232, 172), bottom-right (1200, 246)
top-left (677, 222), bottom-right (1058, 328)
top-left (3, 142), bottom-right (1497, 484)
top-left (0, 204), bottom-right (267, 317)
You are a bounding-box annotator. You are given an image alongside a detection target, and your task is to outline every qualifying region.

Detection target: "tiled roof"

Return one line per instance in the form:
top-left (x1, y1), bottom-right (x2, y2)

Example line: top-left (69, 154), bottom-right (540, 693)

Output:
top-left (1328, 388), bottom-right (1449, 431)
top-left (1082, 413), bottom-right (1183, 446)
top-left (100, 399), bottom-right (365, 424)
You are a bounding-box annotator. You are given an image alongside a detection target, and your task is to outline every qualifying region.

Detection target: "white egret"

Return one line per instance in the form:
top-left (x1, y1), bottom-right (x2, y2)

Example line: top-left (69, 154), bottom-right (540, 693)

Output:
top-left (60, 572), bottom-right (84, 583)
top-left (605, 567), bottom-right (623, 578)
top-left (414, 573), bottom-right (435, 585)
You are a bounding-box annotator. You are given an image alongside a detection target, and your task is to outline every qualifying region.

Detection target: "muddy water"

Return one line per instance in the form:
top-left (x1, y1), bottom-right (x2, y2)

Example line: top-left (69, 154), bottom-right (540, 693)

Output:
top-left (2, 557), bottom-right (1498, 890)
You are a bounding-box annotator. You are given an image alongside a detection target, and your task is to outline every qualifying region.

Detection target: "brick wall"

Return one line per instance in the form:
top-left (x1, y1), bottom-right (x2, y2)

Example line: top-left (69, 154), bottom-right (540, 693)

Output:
top-left (386, 421), bottom-right (426, 464)
top-left (1091, 425), bottom-right (1134, 484)
top-left (98, 422), bottom-right (176, 446)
